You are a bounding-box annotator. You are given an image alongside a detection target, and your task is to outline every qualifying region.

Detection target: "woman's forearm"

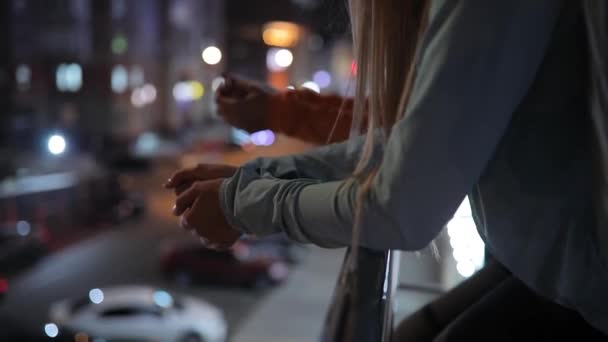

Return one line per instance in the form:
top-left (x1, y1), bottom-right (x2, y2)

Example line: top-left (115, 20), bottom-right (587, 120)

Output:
top-left (267, 89), bottom-right (355, 144)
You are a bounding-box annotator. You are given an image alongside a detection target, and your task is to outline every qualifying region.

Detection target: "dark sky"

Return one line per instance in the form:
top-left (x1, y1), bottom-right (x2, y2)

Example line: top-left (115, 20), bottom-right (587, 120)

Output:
top-left (226, 0), bottom-right (350, 42)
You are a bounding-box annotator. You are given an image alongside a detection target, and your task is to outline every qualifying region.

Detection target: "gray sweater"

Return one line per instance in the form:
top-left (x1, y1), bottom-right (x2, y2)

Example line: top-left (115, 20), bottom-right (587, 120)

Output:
top-left (220, 0), bottom-right (608, 334)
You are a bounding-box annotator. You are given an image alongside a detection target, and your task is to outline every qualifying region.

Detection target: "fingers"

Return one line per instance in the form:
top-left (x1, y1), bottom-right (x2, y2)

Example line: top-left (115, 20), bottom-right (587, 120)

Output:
top-left (174, 182), bottom-right (192, 196)
top-left (165, 164), bottom-right (235, 189)
top-left (180, 209), bottom-right (194, 230)
top-left (216, 91), bottom-right (239, 103)
top-left (164, 167), bottom-right (197, 189)
top-left (219, 74), bottom-right (253, 98)
top-left (173, 184), bottom-right (201, 216)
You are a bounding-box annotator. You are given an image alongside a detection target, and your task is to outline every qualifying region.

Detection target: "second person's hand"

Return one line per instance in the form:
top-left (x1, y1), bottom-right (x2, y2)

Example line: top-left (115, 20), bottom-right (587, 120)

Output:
top-left (164, 164), bottom-right (237, 196)
top-left (174, 178), bottom-right (242, 250)
top-left (215, 74), bottom-right (278, 133)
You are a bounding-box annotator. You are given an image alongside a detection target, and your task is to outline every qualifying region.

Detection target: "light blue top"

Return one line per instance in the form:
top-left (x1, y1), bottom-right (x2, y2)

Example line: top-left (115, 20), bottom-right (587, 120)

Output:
top-left (220, 0), bottom-right (608, 334)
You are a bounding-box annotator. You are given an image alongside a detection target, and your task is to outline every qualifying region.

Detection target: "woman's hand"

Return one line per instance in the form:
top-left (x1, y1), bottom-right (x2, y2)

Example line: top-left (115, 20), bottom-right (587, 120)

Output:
top-left (172, 178), bottom-right (241, 250)
top-left (164, 164), bottom-right (237, 195)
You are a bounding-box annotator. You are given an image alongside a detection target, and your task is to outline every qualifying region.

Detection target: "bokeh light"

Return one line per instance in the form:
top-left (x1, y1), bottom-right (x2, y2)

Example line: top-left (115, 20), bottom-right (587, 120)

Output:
top-left (173, 81), bottom-right (204, 102)
top-left (301, 81), bottom-right (320, 93)
top-left (16, 220), bottom-right (31, 236)
top-left (111, 65), bottom-right (128, 93)
top-left (44, 323), bottom-right (59, 338)
top-left (153, 290), bottom-right (174, 308)
top-left (129, 65), bottom-right (145, 89)
top-left (16, 64), bottom-right (31, 90)
top-left (56, 64), bottom-right (82, 92)
top-left (313, 70), bottom-right (331, 89)
top-left (266, 48), bottom-right (293, 71)
top-left (262, 21), bottom-right (301, 47)
top-left (202, 46), bottom-right (222, 65)
top-left (48, 135), bottom-right (67, 155)
top-left (274, 49), bottom-right (293, 68)
top-left (131, 83), bottom-right (157, 107)
top-left (446, 197), bottom-right (485, 278)
top-left (89, 288), bottom-right (104, 304)
top-left (250, 130), bottom-right (276, 146)
top-left (112, 35), bottom-right (128, 55)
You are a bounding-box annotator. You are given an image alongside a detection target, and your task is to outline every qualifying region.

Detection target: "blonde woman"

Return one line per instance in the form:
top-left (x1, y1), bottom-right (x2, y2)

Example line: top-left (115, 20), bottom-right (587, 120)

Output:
top-left (166, 0), bottom-right (608, 339)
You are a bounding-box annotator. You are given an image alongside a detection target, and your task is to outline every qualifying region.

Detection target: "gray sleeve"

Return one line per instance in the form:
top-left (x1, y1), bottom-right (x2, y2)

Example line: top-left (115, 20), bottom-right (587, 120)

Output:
top-left (240, 132), bottom-right (382, 183)
top-left (220, 0), bottom-right (563, 250)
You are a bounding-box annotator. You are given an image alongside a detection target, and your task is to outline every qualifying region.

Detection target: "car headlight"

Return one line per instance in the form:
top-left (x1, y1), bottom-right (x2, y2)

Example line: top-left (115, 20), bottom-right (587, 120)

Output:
top-left (44, 323), bottom-right (60, 338)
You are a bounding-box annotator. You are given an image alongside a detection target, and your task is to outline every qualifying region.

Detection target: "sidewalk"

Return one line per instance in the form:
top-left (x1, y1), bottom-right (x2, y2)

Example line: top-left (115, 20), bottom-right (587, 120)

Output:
top-left (232, 247), bottom-right (345, 342)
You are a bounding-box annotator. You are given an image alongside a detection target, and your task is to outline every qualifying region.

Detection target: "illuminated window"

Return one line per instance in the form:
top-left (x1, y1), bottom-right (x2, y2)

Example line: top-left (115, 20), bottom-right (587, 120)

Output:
top-left (129, 65), bottom-right (144, 89)
top-left (16, 64), bottom-right (31, 91)
top-left (111, 65), bottom-right (128, 93)
top-left (112, 34), bottom-right (128, 55)
top-left (56, 63), bottom-right (82, 92)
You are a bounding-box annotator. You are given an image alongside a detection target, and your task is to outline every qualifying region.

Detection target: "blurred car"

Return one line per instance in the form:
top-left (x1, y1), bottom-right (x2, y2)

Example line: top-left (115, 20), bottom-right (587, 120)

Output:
top-left (48, 285), bottom-right (227, 342)
top-left (0, 151), bottom-right (145, 231)
top-left (161, 240), bottom-right (290, 289)
top-left (83, 171), bottom-right (146, 226)
top-left (241, 234), bottom-right (308, 265)
top-left (98, 134), bottom-right (153, 172)
top-left (0, 221), bottom-right (50, 275)
top-left (0, 277), bottom-right (7, 301)
top-left (179, 138), bottom-right (242, 169)
top-left (0, 313), bottom-right (40, 342)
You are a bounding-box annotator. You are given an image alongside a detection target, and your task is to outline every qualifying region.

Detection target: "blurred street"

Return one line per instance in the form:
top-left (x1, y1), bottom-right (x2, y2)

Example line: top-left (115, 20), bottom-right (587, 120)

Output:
top-left (0, 139), bottom-right (346, 341)
top-left (0, 216), bottom-right (344, 341)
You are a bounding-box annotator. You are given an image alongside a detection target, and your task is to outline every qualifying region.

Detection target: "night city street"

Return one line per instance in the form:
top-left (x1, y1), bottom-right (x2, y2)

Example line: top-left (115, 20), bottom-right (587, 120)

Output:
top-left (0, 1), bottom-right (488, 341)
top-left (0, 149), bottom-right (346, 341)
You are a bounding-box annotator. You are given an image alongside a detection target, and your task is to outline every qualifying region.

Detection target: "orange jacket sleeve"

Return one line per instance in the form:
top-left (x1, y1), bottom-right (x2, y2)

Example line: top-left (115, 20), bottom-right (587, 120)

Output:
top-left (267, 89), bottom-right (355, 144)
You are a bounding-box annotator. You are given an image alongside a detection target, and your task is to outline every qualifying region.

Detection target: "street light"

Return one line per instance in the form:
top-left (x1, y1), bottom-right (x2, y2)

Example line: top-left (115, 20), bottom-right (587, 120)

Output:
top-left (275, 49), bottom-right (293, 68)
top-left (262, 21), bottom-right (301, 48)
top-left (47, 134), bottom-right (67, 155)
top-left (202, 46), bottom-right (222, 65)
top-left (266, 48), bottom-right (293, 72)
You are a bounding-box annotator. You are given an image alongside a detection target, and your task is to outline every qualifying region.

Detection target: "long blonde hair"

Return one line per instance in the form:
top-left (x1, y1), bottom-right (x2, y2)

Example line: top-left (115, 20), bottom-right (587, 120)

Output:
top-left (348, 0), bottom-right (429, 252)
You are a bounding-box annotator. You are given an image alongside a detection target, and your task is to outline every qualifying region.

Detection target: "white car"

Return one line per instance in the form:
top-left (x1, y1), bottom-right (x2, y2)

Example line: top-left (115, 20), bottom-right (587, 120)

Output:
top-left (47, 285), bottom-right (227, 342)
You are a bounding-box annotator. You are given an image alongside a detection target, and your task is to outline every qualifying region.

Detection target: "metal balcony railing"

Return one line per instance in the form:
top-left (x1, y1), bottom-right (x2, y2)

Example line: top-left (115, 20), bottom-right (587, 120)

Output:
top-left (320, 248), bottom-right (398, 342)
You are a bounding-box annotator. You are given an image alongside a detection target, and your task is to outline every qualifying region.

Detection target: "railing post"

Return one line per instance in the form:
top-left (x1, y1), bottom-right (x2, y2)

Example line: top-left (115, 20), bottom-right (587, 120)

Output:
top-left (320, 247), bottom-right (399, 342)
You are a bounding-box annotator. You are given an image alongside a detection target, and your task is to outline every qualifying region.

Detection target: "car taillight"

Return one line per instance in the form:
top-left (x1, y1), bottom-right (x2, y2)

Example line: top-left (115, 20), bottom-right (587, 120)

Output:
top-left (268, 262), bottom-right (289, 281)
top-left (0, 278), bottom-right (8, 293)
top-left (233, 242), bottom-right (251, 259)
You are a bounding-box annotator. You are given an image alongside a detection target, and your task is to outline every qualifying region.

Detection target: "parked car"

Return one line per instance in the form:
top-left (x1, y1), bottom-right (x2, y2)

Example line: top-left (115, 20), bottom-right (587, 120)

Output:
top-left (0, 221), bottom-right (49, 275)
top-left (161, 240), bottom-right (290, 289)
top-left (48, 285), bottom-right (227, 342)
top-left (0, 314), bottom-right (40, 342)
top-left (0, 277), bottom-right (7, 301)
top-left (241, 234), bottom-right (308, 265)
top-left (90, 172), bottom-right (146, 225)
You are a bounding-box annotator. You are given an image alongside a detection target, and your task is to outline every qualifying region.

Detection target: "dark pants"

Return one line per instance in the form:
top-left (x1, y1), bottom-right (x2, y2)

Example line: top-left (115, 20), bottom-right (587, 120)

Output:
top-left (393, 261), bottom-right (607, 341)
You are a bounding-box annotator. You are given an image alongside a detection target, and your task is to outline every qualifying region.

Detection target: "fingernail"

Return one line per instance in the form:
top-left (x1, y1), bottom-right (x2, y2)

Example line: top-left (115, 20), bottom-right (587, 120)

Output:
top-left (172, 205), bottom-right (178, 214)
